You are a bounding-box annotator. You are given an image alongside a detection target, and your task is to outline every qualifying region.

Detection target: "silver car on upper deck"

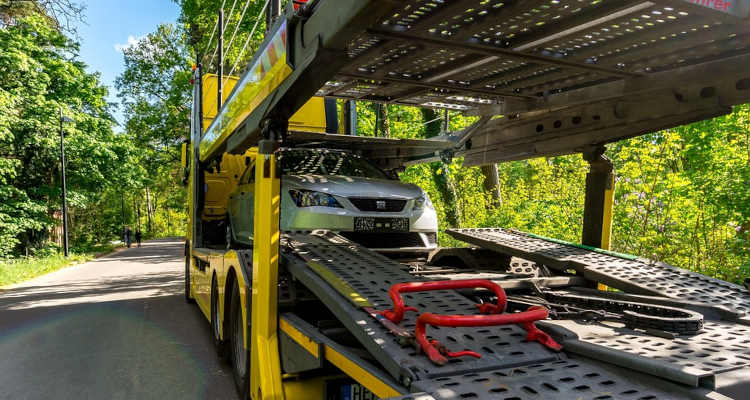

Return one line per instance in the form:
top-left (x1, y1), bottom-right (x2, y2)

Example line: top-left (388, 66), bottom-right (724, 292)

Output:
top-left (227, 148), bottom-right (438, 253)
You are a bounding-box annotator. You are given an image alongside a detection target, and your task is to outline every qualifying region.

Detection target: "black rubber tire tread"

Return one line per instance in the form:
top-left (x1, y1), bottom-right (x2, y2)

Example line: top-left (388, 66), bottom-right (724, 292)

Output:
top-left (184, 246), bottom-right (195, 304)
top-left (546, 292), bottom-right (704, 335)
top-left (211, 277), bottom-right (229, 360)
top-left (229, 278), bottom-right (250, 399)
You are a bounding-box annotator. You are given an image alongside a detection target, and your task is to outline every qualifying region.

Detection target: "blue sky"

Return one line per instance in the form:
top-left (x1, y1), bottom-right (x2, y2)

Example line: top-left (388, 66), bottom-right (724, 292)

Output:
top-left (77, 1), bottom-right (180, 127)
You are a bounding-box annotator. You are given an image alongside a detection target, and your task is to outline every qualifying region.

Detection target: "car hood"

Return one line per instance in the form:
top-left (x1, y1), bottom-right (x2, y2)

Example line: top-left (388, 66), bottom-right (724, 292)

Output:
top-left (283, 175), bottom-right (423, 199)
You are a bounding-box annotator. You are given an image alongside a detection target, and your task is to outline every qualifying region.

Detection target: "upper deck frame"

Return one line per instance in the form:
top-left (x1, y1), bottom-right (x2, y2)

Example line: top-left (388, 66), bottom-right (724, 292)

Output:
top-left (199, 0), bottom-right (750, 165)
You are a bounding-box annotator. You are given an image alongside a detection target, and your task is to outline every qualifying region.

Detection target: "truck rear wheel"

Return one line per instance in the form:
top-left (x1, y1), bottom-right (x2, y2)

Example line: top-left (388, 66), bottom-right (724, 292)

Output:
top-left (211, 277), bottom-right (228, 360)
top-left (184, 248), bottom-right (195, 304)
top-left (229, 278), bottom-right (250, 399)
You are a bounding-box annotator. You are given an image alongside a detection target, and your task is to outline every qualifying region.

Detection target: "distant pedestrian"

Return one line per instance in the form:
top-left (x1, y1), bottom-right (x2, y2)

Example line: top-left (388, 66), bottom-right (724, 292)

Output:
top-left (125, 226), bottom-right (132, 248)
top-left (135, 229), bottom-right (142, 247)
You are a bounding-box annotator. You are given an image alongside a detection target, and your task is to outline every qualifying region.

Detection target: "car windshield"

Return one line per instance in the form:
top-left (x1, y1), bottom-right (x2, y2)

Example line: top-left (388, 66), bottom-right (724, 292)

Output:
top-left (279, 149), bottom-right (388, 179)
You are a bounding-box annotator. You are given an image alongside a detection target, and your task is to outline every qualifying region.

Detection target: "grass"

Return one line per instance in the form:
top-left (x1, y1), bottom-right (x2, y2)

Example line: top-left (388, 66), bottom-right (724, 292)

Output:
top-left (0, 243), bottom-right (120, 287)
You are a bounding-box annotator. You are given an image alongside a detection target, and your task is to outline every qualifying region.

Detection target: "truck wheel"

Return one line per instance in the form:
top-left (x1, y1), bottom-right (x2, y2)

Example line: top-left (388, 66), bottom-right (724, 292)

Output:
top-left (211, 277), bottom-right (228, 360)
top-left (185, 249), bottom-right (195, 304)
top-left (229, 278), bottom-right (250, 399)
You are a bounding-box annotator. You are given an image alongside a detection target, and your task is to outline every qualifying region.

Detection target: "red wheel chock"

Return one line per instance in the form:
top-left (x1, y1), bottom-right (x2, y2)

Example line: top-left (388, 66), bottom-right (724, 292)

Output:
top-left (379, 279), bottom-right (508, 323)
top-left (378, 279), bottom-right (561, 365)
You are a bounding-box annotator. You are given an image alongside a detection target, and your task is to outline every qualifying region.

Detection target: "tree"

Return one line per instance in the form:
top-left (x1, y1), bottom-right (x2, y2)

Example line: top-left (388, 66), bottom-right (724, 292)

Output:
top-left (0, 0), bottom-right (85, 34)
top-left (422, 108), bottom-right (461, 228)
top-left (116, 23), bottom-right (192, 168)
top-left (0, 16), bottom-right (140, 256)
top-left (177, 0), bottom-right (268, 73)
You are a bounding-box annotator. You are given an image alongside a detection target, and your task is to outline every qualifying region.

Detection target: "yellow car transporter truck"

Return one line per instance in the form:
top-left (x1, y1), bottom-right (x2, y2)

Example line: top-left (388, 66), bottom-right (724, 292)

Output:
top-left (184, 1), bottom-right (750, 399)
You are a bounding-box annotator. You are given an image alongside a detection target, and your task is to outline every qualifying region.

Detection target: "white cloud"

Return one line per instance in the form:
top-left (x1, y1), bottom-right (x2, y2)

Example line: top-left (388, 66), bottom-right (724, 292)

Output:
top-left (114, 35), bottom-right (144, 52)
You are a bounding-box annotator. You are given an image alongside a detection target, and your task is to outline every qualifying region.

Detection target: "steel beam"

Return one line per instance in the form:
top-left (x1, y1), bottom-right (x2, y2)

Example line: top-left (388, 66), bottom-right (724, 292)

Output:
top-left (581, 147), bottom-right (614, 249)
top-left (336, 72), bottom-right (533, 100)
top-left (368, 30), bottom-right (641, 79)
top-left (221, 0), bottom-right (396, 159)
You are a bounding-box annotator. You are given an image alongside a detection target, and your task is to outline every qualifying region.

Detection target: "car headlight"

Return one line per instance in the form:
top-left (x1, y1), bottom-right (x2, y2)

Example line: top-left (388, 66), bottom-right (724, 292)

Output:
top-left (413, 194), bottom-right (434, 211)
top-left (289, 189), bottom-right (343, 208)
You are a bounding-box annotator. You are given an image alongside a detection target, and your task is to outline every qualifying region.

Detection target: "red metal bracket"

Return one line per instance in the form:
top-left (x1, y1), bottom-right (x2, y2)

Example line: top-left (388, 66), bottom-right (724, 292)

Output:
top-left (379, 279), bottom-right (508, 323)
top-left (415, 305), bottom-right (562, 365)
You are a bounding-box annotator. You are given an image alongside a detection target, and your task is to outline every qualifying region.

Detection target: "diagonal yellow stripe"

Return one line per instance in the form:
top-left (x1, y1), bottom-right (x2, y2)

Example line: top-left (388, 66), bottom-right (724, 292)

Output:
top-left (305, 261), bottom-right (373, 308)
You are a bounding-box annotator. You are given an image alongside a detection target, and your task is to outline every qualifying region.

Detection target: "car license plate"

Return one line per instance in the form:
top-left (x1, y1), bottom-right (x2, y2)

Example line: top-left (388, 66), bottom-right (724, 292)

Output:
top-left (354, 217), bottom-right (409, 232)
top-left (341, 383), bottom-right (376, 400)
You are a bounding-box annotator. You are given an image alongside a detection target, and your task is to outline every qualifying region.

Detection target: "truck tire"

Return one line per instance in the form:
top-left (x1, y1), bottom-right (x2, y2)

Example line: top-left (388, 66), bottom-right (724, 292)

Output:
top-left (185, 249), bottom-right (195, 304)
top-left (229, 278), bottom-right (250, 399)
top-left (211, 277), bottom-right (229, 360)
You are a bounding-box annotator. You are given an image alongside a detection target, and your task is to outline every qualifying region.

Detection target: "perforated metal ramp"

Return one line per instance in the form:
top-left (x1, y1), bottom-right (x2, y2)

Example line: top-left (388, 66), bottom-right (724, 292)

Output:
top-left (447, 228), bottom-right (750, 316)
top-left (541, 319), bottom-right (750, 389)
top-left (282, 231), bottom-right (562, 382)
top-left (405, 358), bottom-right (725, 400)
top-left (324, 0), bottom-right (750, 109)
top-left (281, 231), bottom-right (733, 399)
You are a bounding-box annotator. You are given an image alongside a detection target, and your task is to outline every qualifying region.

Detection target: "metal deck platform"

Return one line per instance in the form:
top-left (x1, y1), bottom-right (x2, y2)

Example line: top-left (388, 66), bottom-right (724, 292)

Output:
top-left (280, 231), bottom-right (739, 399)
top-left (202, 0), bottom-right (750, 166)
top-left (323, 0), bottom-right (749, 108)
top-left (448, 228), bottom-right (750, 317)
top-left (541, 319), bottom-right (750, 389)
top-left (282, 231), bottom-right (562, 381)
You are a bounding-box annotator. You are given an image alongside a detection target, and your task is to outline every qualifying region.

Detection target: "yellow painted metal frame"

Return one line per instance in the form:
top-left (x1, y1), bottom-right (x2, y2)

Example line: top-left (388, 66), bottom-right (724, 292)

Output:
top-left (200, 22), bottom-right (292, 161)
top-left (601, 172), bottom-right (615, 251)
top-left (324, 346), bottom-right (402, 398)
top-left (278, 318), bottom-right (403, 399)
top-left (250, 151), bottom-right (284, 399)
top-left (598, 172), bottom-right (616, 291)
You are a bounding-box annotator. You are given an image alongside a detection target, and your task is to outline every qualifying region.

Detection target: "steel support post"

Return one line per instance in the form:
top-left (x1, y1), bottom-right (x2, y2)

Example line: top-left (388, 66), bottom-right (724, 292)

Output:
top-left (250, 119), bottom-right (286, 400)
top-left (581, 147), bottom-right (615, 250)
top-left (343, 100), bottom-right (357, 136)
top-left (266, 0), bottom-right (281, 31)
top-left (217, 9), bottom-right (224, 111)
top-left (194, 63), bottom-right (205, 248)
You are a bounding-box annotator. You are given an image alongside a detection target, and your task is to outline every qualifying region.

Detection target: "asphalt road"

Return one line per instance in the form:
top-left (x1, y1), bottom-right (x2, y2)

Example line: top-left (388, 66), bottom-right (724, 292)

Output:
top-left (0, 239), bottom-right (239, 400)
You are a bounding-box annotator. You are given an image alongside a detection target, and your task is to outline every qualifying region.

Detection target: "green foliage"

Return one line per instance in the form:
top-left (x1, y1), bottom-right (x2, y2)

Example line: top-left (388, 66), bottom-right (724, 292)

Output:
top-left (115, 22), bottom-right (194, 241)
top-left (0, 16), bottom-right (139, 257)
top-left (177, 0), bottom-right (269, 69)
top-left (608, 105), bottom-right (750, 283)
top-left (357, 101), bottom-right (749, 283)
top-left (116, 24), bottom-right (191, 168)
top-left (0, 246), bottom-right (115, 287)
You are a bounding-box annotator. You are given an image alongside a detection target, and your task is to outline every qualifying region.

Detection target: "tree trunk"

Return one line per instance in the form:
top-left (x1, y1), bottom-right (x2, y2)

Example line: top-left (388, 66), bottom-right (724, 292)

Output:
top-left (480, 164), bottom-right (502, 208)
top-left (377, 104), bottom-right (390, 138)
top-left (166, 208), bottom-right (172, 236)
top-left (421, 108), bottom-right (460, 228)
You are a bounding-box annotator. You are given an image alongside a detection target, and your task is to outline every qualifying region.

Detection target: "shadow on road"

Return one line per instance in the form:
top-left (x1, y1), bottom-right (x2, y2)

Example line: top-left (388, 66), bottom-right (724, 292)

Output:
top-left (0, 239), bottom-right (239, 400)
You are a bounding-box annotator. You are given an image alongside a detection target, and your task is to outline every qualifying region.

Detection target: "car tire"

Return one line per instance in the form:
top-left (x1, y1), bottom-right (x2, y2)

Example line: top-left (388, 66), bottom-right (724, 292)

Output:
top-left (229, 278), bottom-right (250, 399)
top-left (184, 248), bottom-right (195, 304)
top-left (211, 277), bottom-right (228, 360)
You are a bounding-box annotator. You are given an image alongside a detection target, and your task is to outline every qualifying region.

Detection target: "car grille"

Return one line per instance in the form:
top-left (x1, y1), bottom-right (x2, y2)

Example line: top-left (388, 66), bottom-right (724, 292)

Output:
top-left (348, 198), bottom-right (407, 212)
top-left (339, 232), bottom-right (426, 248)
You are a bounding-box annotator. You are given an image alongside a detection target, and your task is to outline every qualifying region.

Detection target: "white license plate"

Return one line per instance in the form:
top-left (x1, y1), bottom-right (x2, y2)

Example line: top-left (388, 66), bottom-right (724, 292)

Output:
top-left (342, 383), bottom-right (377, 400)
